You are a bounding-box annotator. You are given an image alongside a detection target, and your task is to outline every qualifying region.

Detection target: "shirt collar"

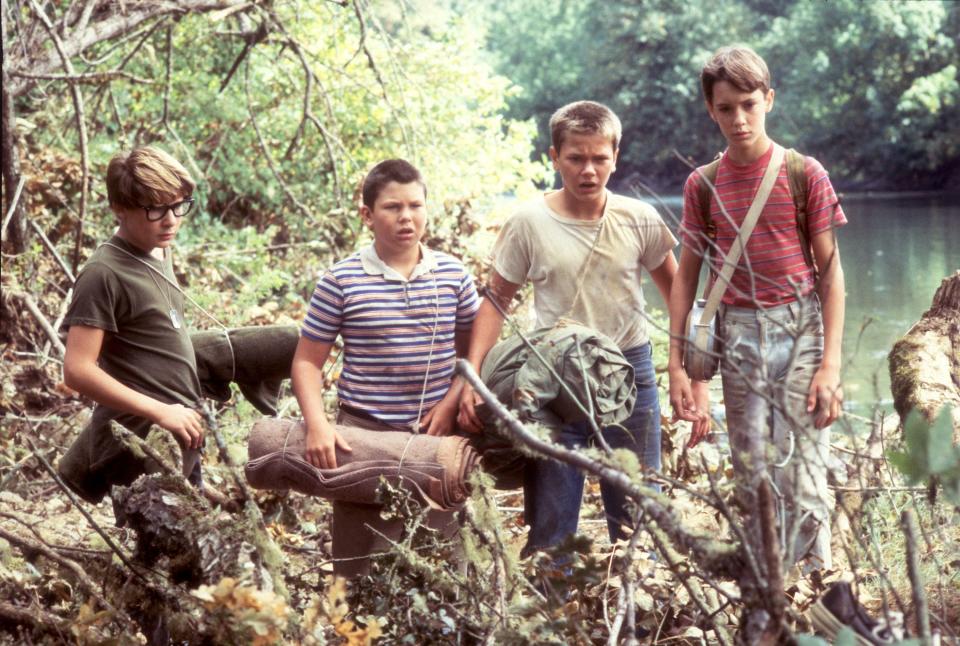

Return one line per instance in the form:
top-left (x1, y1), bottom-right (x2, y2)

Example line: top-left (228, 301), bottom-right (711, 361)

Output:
top-left (359, 243), bottom-right (438, 282)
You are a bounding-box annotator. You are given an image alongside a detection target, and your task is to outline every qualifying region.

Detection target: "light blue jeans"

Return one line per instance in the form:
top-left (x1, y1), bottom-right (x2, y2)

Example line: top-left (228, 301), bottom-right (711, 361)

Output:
top-left (522, 343), bottom-right (661, 557)
top-left (719, 297), bottom-right (834, 570)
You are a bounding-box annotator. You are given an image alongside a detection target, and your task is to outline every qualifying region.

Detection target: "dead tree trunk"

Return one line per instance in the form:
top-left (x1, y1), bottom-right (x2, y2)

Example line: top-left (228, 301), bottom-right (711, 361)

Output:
top-left (1, 0), bottom-right (27, 253)
top-left (889, 270), bottom-right (960, 442)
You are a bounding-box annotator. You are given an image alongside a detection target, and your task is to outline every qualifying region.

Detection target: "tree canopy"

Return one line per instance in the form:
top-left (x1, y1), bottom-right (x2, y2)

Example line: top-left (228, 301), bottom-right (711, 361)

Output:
top-left (480, 0), bottom-right (960, 191)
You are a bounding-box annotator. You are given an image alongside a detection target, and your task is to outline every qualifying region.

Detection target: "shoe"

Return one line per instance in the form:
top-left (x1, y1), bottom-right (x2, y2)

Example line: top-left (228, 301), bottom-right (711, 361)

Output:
top-left (808, 581), bottom-right (905, 646)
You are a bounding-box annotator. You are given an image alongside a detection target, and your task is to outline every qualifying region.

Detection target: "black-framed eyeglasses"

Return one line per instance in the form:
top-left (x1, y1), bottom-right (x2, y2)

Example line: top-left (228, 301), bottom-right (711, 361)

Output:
top-left (141, 198), bottom-right (195, 222)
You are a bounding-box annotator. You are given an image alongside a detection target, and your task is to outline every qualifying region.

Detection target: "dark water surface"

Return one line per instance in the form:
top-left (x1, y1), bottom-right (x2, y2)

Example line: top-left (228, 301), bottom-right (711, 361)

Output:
top-left (837, 192), bottom-right (959, 414)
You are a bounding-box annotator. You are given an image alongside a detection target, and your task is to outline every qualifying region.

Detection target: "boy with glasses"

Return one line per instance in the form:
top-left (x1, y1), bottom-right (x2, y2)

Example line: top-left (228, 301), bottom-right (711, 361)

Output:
top-left (59, 146), bottom-right (206, 502)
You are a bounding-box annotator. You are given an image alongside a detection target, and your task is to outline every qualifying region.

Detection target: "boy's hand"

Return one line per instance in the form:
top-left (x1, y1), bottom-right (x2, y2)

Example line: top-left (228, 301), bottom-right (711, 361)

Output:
top-left (669, 365), bottom-right (711, 447)
top-left (687, 380), bottom-right (712, 448)
top-left (304, 421), bottom-right (353, 469)
top-left (807, 367), bottom-right (843, 429)
top-left (456, 384), bottom-right (484, 434)
top-left (421, 397), bottom-right (457, 436)
top-left (154, 403), bottom-right (205, 449)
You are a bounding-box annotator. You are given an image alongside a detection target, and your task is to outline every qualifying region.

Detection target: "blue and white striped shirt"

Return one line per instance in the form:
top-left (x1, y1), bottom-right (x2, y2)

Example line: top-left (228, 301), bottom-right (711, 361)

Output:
top-left (302, 245), bottom-right (479, 427)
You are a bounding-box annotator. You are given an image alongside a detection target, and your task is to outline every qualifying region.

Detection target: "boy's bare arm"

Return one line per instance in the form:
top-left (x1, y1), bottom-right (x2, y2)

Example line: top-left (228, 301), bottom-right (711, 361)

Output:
top-left (808, 229), bottom-right (846, 428)
top-left (647, 252), bottom-right (679, 304)
top-left (291, 336), bottom-right (352, 469)
top-left (63, 325), bottom-right (205, 449)
top-left (422, 328), bottom-right (473, 436)
top-left (655, 249), bottom-right (711, 445)
top-left (457, 271), bottom-right (521, 433)
top-left (666, 246), bottom-right (711, 436)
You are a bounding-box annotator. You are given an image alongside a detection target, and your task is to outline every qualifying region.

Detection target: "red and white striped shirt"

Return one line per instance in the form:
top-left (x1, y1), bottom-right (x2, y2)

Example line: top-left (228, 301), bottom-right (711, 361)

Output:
top-left (680, 143), bottom-right (846, 307)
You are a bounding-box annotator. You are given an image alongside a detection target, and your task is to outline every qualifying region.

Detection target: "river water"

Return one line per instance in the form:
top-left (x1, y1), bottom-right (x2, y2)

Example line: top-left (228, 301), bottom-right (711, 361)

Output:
top-left (646, 192), bottom-right (959, 417)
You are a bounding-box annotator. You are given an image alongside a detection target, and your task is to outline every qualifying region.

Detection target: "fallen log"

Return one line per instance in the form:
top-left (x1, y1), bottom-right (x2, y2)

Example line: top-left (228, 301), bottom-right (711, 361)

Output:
top-left (889, 271), bottom-right (960, 442)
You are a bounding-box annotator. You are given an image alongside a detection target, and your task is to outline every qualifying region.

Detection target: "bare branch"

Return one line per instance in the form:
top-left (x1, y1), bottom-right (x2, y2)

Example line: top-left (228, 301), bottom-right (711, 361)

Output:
top-left (25, 0), bottom-right (90, 274)
top-left (901, 509), bottom-right (931, 640)
top-left (8, 291), bottom-right (66, 356)
top-left (28, 219), bottom-right (77, 283)
top-left (11, 70), bottom-right (156, 84)
top-left (8, 0), bottom-right (255, 97)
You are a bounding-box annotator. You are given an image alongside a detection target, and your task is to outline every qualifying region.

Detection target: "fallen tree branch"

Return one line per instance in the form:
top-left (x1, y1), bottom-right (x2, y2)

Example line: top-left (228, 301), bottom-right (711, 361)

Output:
top-left (0, 601), bottom-right (71, 638)
top-left (0, 525), bottom-right (125, 621)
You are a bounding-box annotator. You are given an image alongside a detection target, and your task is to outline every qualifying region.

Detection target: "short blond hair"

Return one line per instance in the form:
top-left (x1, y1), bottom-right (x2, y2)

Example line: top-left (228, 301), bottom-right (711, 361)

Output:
top-left (549, 101), bottom-right (622, 152)
top-left (701, 45), bottom-right (771, 105)
top-left (106, 146), bottom-right (195, 208)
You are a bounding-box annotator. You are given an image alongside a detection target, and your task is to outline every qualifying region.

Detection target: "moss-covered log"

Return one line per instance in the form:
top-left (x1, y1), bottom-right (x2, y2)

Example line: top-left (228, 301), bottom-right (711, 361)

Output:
top-left (889, 271), bottom-right (960, 442)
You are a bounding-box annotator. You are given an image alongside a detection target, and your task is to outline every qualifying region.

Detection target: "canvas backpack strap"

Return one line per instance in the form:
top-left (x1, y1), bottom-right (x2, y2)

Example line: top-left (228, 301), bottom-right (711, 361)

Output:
top-left (696, 156), bottom-right (722, 245)
top-left (697, 144), bottom-right (786, 327)
top-left (785, 148), bottom-right (815, 271)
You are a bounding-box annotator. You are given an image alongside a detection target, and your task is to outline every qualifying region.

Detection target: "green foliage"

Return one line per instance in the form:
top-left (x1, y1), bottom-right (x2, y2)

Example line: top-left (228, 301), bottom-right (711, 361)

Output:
top-left (21, 1), bottom-right (547, 284)
top-left (477, 0), bottom-right (960, 190)
top-left (888, 406), bottom-right (960, 506)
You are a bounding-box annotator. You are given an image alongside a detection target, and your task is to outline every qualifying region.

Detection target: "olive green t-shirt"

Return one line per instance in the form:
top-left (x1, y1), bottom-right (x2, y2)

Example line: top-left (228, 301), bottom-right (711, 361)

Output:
top-left (64, 235), bottom-right (202, 428)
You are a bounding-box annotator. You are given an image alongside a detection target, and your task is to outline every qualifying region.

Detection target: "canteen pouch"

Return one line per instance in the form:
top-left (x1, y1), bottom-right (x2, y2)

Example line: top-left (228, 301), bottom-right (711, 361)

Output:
top-left (682, 298), bottom-right (721, 381)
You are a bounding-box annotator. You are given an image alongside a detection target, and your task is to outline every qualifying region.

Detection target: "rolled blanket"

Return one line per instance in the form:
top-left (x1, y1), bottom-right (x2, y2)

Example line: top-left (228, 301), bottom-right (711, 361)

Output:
top-left (245, 418), bottom-right (479, 510)
top-left (192, 325), bottom-right (299, 416)
top-left (480, 320), bottom-right (637, 428)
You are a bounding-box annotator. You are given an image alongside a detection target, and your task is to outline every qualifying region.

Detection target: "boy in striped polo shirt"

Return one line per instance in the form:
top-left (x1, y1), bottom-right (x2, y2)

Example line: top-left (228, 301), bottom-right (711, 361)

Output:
top-left (668, 46), bottom-right (847, 572)
top-left (291, 159), bottom-right (479, 574)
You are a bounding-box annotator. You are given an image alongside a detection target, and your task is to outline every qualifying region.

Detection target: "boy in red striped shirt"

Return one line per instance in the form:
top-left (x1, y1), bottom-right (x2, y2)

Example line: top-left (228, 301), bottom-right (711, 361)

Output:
top-left (668, 45), bottom-right (847, 572)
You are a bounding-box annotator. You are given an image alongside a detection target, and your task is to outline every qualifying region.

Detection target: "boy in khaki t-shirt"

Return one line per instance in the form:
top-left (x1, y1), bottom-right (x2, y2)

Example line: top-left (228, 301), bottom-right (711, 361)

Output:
top-left (459, 101), bottom-right (709, 558)
top-left (59, 146), bottom-right (205, 502)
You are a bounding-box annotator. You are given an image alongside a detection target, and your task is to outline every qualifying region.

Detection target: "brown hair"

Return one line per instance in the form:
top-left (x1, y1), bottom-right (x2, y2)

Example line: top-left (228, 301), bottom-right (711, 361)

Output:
top-left (700, 45), bottom-right (771, 105)
top-left (361, 159), bottom-right (426, 208)
top-left (106, 146), bottom-right (195, 209)
top-left (549, 100), bottom-right (622, 152)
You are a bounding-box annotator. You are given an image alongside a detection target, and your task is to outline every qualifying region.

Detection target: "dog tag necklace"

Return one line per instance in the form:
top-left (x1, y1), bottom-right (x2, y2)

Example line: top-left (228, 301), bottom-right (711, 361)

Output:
top-left (103, 242), bottom-right (182, 329)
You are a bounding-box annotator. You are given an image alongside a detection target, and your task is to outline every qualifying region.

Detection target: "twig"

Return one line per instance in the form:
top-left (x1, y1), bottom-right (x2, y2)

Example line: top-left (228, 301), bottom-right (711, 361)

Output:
top-left (1, 175), bottom-right (25, 240)
top-left (900, 509), bottom-right (931, 640)
top-left (607, 511), bottom-right (644, 646)
top-left (8, 290), bottom-right (66, 356)
top-left (27, 219), bottom-right (76, 283)
top-left (243, 56), bottom-right (334, 249)
top-left (350, 0), bottom-right (411, 153)
top-left (10, 70), bottom-right (154, 84)
top-left (757, 478), bottom-right (786, 641)
top-left (25, 0), bottom-right (89, 275)
top-left (645, 524), bottom-right (735, 646)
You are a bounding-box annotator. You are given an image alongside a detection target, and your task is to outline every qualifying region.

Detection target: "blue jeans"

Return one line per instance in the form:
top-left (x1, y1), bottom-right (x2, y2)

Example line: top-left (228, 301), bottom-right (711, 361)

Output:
top-left (522, 343), bottom-right (661, 556)
top-left (719, 297), bottom-right (833, 570)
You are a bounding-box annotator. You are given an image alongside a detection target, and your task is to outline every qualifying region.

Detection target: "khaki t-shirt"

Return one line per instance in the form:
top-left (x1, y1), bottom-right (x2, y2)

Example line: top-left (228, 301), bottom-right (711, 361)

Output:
top-left (492, 191), bottom-right (677, 351)
top-left (64, 235), bottom-right (202, 428)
